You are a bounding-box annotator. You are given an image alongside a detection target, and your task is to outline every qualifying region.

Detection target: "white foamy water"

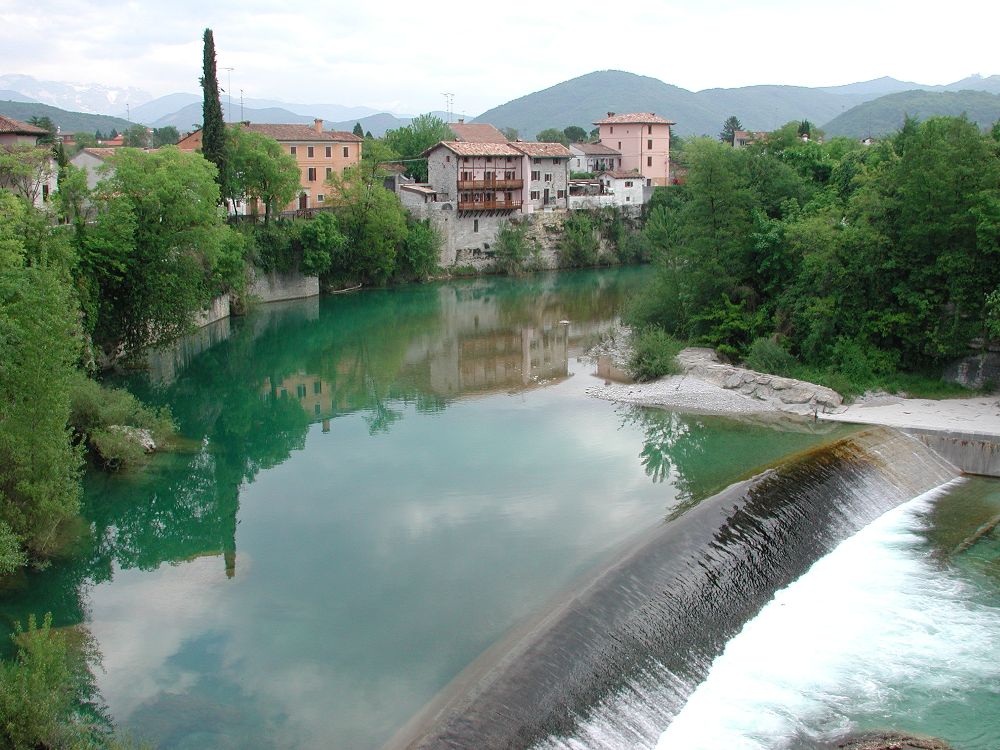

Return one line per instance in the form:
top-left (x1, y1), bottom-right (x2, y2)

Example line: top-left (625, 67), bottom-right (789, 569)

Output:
top-left (655, 478), bottom-right (1000, 749)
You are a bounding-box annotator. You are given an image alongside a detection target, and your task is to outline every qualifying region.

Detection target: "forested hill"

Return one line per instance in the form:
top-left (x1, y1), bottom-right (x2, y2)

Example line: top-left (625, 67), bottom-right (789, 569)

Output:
top-left (0, 99), bottom-right (132, 134)
top-left (822, 90), bottom-right (1000, 138)
top-left (472, 70), bottom-right (874, 138)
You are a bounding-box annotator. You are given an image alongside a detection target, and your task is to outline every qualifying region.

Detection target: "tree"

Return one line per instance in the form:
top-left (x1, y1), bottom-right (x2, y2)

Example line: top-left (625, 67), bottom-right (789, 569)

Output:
top-left (352, 122), bottom-right (364, 138)
top-left (0, 193), bottom-right (83, 564)
top-left (152, 126), bottom-right (180, 147)
top-left (501, 127), bottom-right (519, 141)
top-left (719, 115), bottom-right (743, 144)
top-left (223, 125), bottom-right (300, 222)
top-left (122, 124), bottom-right (150, 148)
top-left (383, 114), bottom-right (454, 182)
top-left (325, 140), bottom-right (408, 284)
top-left (27, 116), bottom-right (57, 145)
top-left (536, 128), bottom-right (569, 146)
top-left (78, 147), bottom-right (245, 363)
top-left (54, 163), bottom-right (93, 231)
top-left (200, 28), bottom-right (227, 193)
top-left (0, 144), bottom-right (54, 204)
top-left (563, 125), bottom-right (587, 143)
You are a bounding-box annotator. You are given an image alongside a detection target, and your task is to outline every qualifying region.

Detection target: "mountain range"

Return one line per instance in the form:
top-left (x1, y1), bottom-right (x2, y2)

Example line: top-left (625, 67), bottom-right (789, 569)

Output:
top-left (3, 71), bottom-right (998, 141)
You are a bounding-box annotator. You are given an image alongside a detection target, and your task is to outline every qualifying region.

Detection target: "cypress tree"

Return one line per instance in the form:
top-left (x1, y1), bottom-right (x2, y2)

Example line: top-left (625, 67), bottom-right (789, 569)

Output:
top-left (201, 28), bottom-right (226, 190)
top-left (352, 122), bottom-right (364, 138)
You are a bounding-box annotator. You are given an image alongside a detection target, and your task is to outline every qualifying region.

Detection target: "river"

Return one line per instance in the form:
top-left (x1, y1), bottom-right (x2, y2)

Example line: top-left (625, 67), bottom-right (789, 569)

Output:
top-left (0, 268), bottom-right (997, 749)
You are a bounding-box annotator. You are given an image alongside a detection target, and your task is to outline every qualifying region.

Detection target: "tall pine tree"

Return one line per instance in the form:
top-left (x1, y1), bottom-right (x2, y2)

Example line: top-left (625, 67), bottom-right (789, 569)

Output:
top-left (201, 28), bottom-right (226, 193)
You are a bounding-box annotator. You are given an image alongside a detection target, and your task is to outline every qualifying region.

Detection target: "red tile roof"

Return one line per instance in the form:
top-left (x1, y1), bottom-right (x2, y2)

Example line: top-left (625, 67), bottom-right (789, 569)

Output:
top-left (600, 169), bottom-right (643, 179)
top-left (448, 122), bottom-right (508, 143)
top-left (0, 115), bottom-right (48, 135)
top-left (510, 141), bottom-right (572, 158)
top-left (424, 141), bottom-right (524, 157)
top-left (244, 124), bottom-right (362, 142)
top-left (78, 147), bottom-right (118, 160)
top-left (593, 112), bottom-right (675, 125)
top-left (571, 142), bottom-right (620, 155)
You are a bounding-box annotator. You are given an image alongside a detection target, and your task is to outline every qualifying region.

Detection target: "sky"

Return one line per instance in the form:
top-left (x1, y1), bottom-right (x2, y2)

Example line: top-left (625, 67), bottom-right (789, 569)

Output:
top-left (2, 0), bottom-right (998, 116)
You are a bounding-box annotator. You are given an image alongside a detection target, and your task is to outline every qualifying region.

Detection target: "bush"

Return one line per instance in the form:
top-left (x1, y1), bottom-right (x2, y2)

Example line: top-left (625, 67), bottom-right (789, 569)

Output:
top-left (616, 230), bottom-right (652, 264)
top-left (493, 220), bottom-right (530, 275)
top-left (628, 328), bottom-right (683, 382)
top-left (68, 373), bottom-right (174, 470)
top-left (395, 221), bottom-right (440, 281)
top-left (557, 213), bottom-right (600, 267)
top-left (745, 337), bottom-right (798, 375)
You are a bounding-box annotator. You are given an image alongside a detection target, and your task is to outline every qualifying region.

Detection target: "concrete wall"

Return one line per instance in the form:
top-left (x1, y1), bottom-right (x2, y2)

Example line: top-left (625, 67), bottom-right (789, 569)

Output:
top-left (193, 293), bottom-right (231, 328)
top-left (568, 194), bottom-right (616, 210)
top-left (248, 269), bottom-right (320, 302)
top-left (69, 151), bottom-right (108, 190)
top-left (908, 429), bottom-right (1000, 477)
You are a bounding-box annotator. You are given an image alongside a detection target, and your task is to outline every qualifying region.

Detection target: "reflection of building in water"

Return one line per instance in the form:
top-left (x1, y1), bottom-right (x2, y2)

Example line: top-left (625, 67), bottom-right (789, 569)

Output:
top-left (428, 324), bottom-right (569, 396)
top-left (261, 372), bottom-right (336, 427)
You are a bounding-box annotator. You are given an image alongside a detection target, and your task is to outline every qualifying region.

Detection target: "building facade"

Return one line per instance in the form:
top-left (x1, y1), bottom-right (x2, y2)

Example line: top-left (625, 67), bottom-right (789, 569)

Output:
top-left (569, 142), bottom-right (621, 174)
top-left (593, 112), bottom-right (673, 187)
top-left (0, 115), bottom-right (57, 207)
top-left (177, 119), bottom-right (362, 211)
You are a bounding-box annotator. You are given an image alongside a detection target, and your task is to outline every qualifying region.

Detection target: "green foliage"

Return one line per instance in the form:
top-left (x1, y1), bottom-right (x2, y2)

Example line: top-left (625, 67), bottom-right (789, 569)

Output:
top-left (0, 246), bottom-right (82, 562)
top-left (27, 116), bottom-right (57, 144)
top-left (352, 122), bottom-right (364, 138)
top-left (628, 328), bottom-right (683, 381)
top-left (122, 124), bottom-right (149, 148)
top-left (78, 147), bottom-right (246, 363)
top-left (557, 212), bottom-right (599, 267)
top-left (563, 125), bottom-right (587, 143)
top-left (570, 171), bottom-right (596, 179)
top-left (151, 126), bottom-right (179, 148)
top-left (825, 90), bottom-right (1000, 139)
top-left (0, 144), bottom-right (55, 204)
top-left (54, 164), bottom-right (92, 231)
top-left (629, 114), bottom-right (1000, 395)
top-left (745, 337), bottom-right (797, 375)
top-left (720, 115), bottom-right (742, 143)
top-left (493, 220), bottom-right (530, 275)
top-left (223, 126), bottom-right (300, 222)
top-left (297, 212), bottom-right (347, 277)
top-left (396, 220), bottom-right (440, 281)
top-left (501, 127), bottom-right (519, 141)
top-left (382, 114), bottom-right (454, 182)
top-left (200, 28), bottom-right (226, 192)
top-left (535, 128), bottom-right (569, 146)
top-left (987, 286), bottom-right (1000, 339)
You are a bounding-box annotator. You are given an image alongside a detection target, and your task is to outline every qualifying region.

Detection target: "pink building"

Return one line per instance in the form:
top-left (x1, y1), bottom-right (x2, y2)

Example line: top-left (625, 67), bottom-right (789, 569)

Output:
top-left (593, 112), bottom-right (674, 187)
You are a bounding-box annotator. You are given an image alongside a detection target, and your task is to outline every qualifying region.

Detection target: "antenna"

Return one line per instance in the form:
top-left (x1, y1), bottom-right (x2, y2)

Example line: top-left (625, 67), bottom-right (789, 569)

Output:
top-left (441, 92), bottom-right (454, 122)
top-left (240, 89), bottom-right (244, 122)
top-left (126, 103), bottom-right (130, 122)
top-left (222, 66), bottom-right (235, 121)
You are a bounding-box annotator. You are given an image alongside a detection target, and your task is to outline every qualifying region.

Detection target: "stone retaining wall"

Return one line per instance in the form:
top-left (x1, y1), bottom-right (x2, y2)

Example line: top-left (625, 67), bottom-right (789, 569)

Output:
top-left (248, 269), bottom-right (320, 303)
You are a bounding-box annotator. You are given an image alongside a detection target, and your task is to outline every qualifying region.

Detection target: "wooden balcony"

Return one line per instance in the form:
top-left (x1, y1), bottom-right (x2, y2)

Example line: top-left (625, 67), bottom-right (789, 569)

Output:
top-left (457, 178), bottom-right (523, 190)
top-left (458, 199), bottom-right (522, 212)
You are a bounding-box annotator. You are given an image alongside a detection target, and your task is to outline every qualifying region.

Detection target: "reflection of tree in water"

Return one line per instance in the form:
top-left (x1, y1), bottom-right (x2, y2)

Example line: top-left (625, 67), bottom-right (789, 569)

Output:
top-left (622, 406), bottom-right (849, 517)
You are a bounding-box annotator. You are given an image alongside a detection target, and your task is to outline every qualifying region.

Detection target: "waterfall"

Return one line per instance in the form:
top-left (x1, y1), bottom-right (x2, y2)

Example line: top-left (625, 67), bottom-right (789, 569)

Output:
top-left (388, 427), bottom-right (960, 750)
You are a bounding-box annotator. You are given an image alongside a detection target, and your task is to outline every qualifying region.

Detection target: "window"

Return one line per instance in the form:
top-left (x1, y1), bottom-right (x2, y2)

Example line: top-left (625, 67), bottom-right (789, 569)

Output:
top-left (326, 146), bottom-right (332, 158)
top-left (648, 139), bottom-right (653, 150)
top-left (290, 145), bottom-right (297, 155)
top-left (473, 219), bottom-right (479, 232)
top-left (317, 194), bottom-right (324, 203)
top-left (533, 158), bottom-right (541, 164)
top-left (446, 155), bottom-right (451, 162)
top-left (618, 141), bottom-right (621, 150)
top-left (307, 146), bottom-right (314, 158)
top-left (557, 189), bottom-right (564, 199)
top-left (530, 190), bottom-right (539, 200)
top-left (343, 146), bottom-right (349, 158)
top-left (610, 126), bottom-right (614, 134)
top-left (531, 170), bottom-right (540, 181)
top-left (648, 125), bottom-right (653, 135)
top-left (326, 167), bottom-right (332, 178)
top-left (625, 181), bottom-right (633, 187)
top-left (626, 196), bottom-right (631, 202)
top-left (314, 381), bottom-right (322, 394)
top-left (42, 184), bottom-right (49, 201)
top-left (544, 173), bottom-right (552, 182)
top-left (308, 167), bottom-right (317, 181)
top-left (296, 384), bottom-right (307, 398)
top-left (315, 404), bottom-right (321, 415)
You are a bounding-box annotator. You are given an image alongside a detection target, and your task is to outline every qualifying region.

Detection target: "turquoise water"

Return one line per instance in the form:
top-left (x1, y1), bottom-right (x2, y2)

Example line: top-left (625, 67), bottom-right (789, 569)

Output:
top-left (0, 269), bottom-right (875, 749)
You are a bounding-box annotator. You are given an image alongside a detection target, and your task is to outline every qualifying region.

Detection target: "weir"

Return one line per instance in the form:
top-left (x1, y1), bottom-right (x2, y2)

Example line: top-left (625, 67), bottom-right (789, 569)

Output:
top-left (388, 427), bottom-right (959, 750)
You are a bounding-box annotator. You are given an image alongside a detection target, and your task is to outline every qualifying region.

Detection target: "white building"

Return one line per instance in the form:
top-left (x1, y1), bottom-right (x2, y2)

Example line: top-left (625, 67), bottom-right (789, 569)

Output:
top-left (569, 142), bottom-right (621, 174)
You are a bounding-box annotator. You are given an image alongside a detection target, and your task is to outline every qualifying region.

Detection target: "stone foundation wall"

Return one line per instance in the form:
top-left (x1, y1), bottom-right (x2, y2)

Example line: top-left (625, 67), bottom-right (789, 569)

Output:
top-left (248, 269), bottom-right (320, 303)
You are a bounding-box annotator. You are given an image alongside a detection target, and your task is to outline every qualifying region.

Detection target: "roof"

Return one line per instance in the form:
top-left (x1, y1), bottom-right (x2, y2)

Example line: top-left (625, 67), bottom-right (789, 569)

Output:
top-left (510, 141), bottom-right (572, 158)
top-left (423, 141), bottom-right (524, 157)
top-left (571, 142), bottom-right (620, 156)
top-left (599, 169), bottom-right (643, 180)
top-left (448, 122), bottom-right (508, 143)
top-left (244, 124), bottom-right (363, 142)
top-left (401, 184), bottom-right (440, 195)
top-left (593, 112), bottom-right (675, 126)
top-left (77, 148), bottom-right (117, 160)
top-left (0, 115), bottom-right (48, 135)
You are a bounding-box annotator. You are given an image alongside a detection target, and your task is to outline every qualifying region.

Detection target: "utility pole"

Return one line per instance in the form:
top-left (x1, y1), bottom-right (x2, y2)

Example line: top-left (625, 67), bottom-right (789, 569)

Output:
top-left (240, 89), bottom-right (244, 122)
top-left (442, 92), bottom-right (454, 123)
top-left (222, 66), bottom-right (235, 122)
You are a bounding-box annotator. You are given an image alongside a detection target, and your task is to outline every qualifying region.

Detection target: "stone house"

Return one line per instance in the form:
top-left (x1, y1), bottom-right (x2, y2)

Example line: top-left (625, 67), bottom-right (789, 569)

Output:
top-left (511, 141), bottom-right (572, 212)
top-left (593, 112), bottom-right (673, 187)
top-left (569, 142), bottom-right (621, 174)
top-left (177, 119), bottom-right (362, 211)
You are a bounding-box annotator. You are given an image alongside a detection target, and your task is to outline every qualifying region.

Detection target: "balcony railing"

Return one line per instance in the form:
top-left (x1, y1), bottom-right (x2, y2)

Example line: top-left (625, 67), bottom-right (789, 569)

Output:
top-left (457, 178), bottom-right (523, 190)
top-left (458, 199), bottom-right (522, 212)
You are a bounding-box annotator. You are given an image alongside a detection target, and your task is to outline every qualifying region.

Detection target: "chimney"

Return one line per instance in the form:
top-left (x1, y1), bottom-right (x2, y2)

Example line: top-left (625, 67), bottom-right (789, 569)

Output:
top-left (607, 112), bottom-right (615, 117)
top-left (314, 118), bottom-right (323, 133)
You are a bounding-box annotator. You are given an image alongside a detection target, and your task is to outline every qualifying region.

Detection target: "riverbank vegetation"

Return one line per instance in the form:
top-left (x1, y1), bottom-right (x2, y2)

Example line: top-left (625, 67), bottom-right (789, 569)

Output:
top-left (627, 116), bottom-right (1000, 395)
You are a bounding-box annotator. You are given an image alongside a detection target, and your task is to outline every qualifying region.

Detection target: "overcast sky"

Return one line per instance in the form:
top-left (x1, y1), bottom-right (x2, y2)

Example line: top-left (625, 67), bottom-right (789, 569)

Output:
top-left (3, 0), bottom-right (998, 116)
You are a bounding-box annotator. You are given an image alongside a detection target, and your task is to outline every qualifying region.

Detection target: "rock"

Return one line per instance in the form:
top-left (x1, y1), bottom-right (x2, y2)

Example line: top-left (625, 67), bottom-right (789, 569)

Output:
top-left (107, 425), bottom-right (157, 453)
top-left (833, 730), bottom-right (954, 750)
